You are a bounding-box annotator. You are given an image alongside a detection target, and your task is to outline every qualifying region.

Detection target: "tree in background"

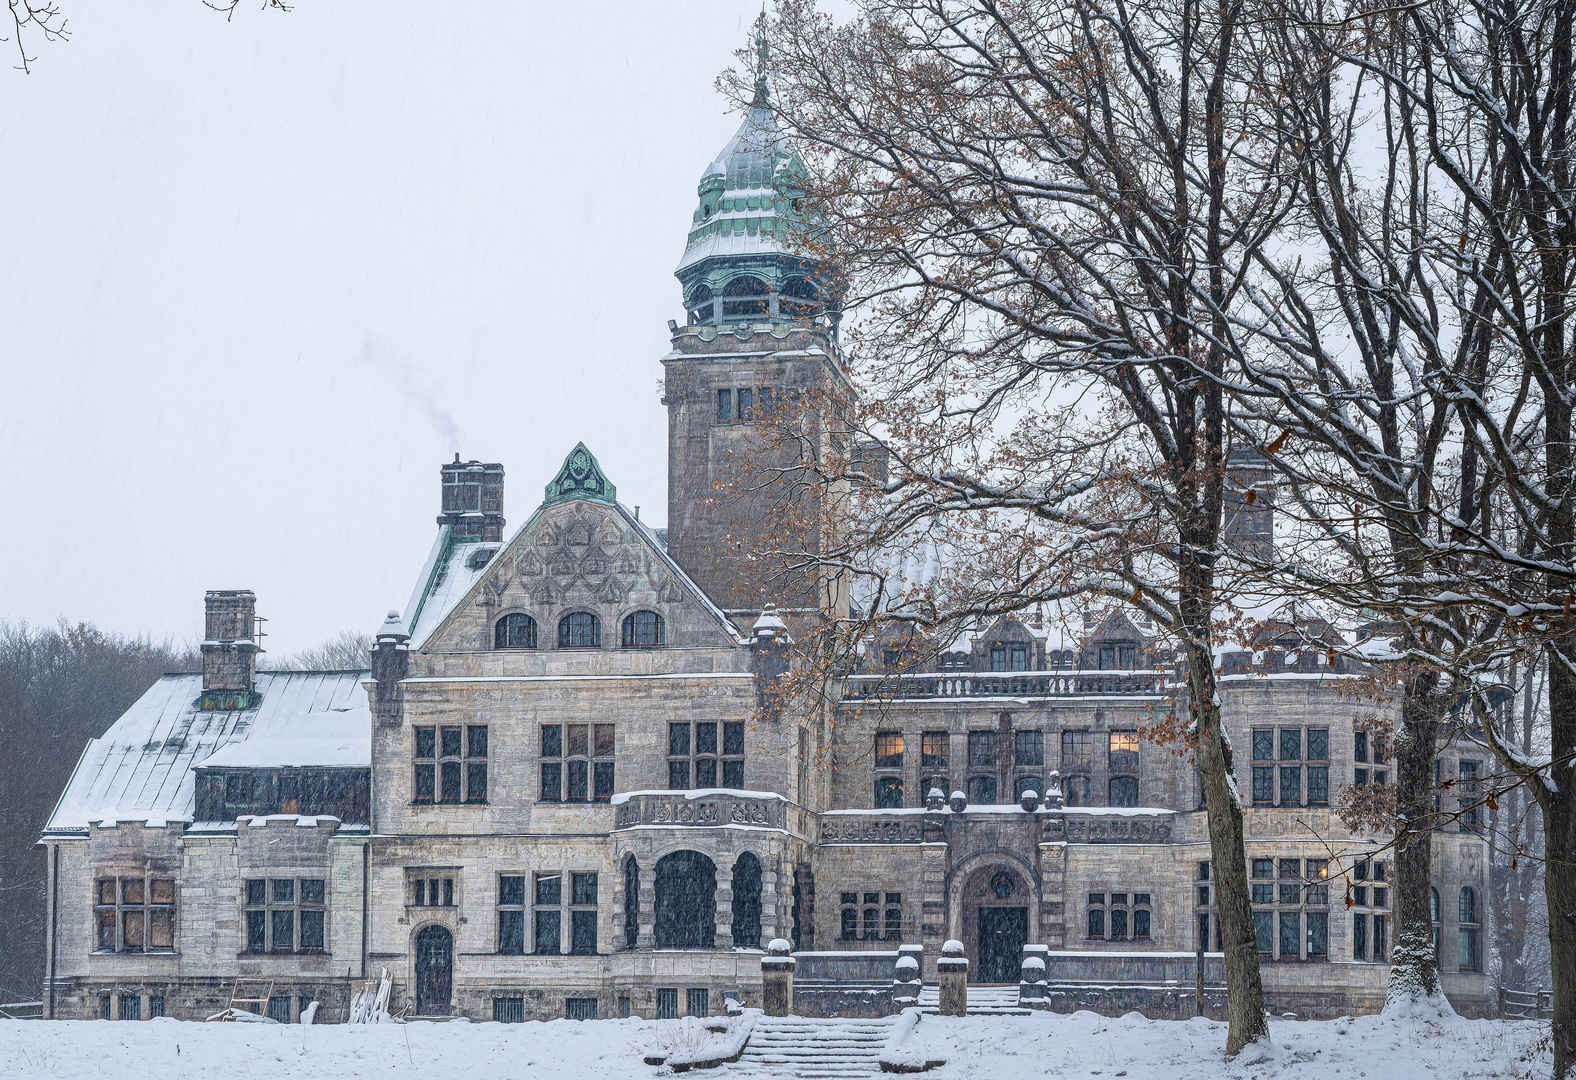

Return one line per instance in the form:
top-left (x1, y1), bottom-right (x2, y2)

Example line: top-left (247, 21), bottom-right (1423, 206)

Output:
top-left (267, 630), bottom-right (372, 671)
top-left (0, 621), bottom-right (196, 1003)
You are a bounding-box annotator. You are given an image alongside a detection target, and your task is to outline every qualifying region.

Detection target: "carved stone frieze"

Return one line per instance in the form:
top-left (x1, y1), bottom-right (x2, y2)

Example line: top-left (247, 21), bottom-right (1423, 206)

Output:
top-left (1061, 815), bottom-right (1173, 843)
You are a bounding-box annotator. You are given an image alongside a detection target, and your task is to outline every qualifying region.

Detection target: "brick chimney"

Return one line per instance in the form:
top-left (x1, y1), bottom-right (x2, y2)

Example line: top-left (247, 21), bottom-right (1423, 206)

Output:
top-left (438, 455), bottom-right (505, 542)
top-left (200, 589), bottom-right (259, 710)
top-left (1223, 448), bottom-right (1274, 560)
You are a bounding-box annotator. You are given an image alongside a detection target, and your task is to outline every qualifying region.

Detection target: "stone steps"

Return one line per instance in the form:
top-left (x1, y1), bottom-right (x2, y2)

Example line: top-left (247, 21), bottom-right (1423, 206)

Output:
top-left (731, 1015), bottom-right (896, 1078)
top-left (915, 985), bottom-right (1032, 1016)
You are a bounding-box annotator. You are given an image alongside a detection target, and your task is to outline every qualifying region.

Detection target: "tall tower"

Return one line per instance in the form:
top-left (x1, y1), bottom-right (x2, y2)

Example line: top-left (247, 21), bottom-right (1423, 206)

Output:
top-left (664, 24), bottom-right (851, 623)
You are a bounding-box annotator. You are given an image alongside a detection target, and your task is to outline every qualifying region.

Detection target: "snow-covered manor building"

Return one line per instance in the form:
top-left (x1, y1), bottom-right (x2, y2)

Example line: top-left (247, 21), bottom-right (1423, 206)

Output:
top-left (38, 69), bottom-right (1491, 1026)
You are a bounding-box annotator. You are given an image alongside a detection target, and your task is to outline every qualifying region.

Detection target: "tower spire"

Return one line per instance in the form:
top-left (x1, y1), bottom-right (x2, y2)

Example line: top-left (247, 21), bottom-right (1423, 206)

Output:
top-left (753, 5), bottom-right (770, 105)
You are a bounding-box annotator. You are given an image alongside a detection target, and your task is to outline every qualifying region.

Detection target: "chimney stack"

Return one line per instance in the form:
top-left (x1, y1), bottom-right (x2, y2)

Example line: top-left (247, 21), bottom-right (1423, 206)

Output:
top-left (438, 455), bottom-right (505, 542)
top-left (200, 589), bottom-right (259, 710)
top-left (371, 609), bottom-right (411, 727)
top-left (1223, 448), bottom-right (1275, 560)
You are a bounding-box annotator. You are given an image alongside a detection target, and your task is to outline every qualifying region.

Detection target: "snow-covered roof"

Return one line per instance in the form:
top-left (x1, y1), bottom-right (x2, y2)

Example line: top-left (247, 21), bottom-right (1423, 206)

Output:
top-left (44, 670), bottom-right (371, 835)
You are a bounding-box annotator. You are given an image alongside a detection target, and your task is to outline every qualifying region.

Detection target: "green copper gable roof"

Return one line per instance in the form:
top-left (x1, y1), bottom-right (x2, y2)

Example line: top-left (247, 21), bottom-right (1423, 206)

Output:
top-left (543, 443), bottom-right (616, 506)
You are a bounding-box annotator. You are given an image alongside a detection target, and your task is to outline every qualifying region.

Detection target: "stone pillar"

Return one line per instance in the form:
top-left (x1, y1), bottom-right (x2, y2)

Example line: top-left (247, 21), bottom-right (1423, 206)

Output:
top-left (714, 862), bottom-right (734, 949)
top-left (938, 939), bottom-right (969, 1017)
top-left (1019, 944), bottom-right (1049, 1009)
top-left (761, 939), bottom-right (796, 1017)
top-left (760, 862), bottom-right (783, 946)
top-left (637, 858), bottom-right (656, 949)
top-left (894, 945), bottom-right (923, 1008)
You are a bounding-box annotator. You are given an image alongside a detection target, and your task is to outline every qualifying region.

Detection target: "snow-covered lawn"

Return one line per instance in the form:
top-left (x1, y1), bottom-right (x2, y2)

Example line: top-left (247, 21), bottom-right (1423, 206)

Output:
top-left (0, 1010), bottom-right (1551, 1080)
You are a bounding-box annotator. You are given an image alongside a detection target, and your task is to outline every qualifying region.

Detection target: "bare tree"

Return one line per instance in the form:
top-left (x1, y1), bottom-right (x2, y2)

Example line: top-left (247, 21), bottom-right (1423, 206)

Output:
top-left (752, 0), bottom-right (1293, 1054)
top-left (267, 629), bottom-right (372, 672)
top-left (0, 620), bottom-right (196, 1002)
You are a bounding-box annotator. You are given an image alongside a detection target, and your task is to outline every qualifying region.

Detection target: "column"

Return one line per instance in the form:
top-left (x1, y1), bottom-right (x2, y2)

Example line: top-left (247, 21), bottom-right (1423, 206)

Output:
top-left (637, 857), bottom-right (656, 950)
top-left (713, 861), bottom-right (734, 949)
top-left (759, 862), bottom-right (783, 946)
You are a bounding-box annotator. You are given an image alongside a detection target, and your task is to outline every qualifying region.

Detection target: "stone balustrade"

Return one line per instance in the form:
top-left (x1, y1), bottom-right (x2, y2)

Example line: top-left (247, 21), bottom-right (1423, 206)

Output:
top-left (840, 670), bottom-right (1173, 701)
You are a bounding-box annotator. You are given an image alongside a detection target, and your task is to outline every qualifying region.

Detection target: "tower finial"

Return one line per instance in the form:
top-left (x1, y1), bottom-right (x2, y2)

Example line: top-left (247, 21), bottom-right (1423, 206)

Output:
top-left (753, 5), bottom-right (770, 105)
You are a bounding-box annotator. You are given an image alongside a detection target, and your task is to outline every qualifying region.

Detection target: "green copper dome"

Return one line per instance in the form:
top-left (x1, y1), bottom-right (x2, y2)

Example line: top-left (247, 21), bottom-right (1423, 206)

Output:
top-left (675, 20), bottom-right (840, 327)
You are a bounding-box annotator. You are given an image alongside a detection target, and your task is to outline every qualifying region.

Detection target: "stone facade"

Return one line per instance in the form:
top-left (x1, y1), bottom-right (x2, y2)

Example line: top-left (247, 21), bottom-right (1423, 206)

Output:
top-left (38, 58), bottom-right (1494, 1027)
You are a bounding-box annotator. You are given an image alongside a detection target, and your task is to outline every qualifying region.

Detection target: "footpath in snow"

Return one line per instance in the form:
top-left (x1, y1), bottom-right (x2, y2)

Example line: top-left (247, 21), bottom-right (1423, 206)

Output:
top-left (0, 1008), bottom-right (1551, 1080)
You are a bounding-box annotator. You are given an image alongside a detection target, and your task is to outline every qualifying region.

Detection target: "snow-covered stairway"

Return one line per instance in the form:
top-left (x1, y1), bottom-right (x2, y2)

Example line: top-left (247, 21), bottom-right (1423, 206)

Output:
top-left (730, 1015), bottom-right (896, 1079)
top-left (915, 985), bottom-right (1031, 1015)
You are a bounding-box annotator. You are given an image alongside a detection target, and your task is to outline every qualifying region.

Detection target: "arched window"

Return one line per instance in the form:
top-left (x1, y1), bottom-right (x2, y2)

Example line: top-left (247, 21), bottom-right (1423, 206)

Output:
top-left (779, 276), bottom-right (822, 318)
top-left (731, 852), bottom-right (762, 949)
top-left (622, 611), bottom-right (665, 648)
top-left (1458, 886), bottom-right (1480, 971)
top-left (623, 856), bottom-right (640, 950)
top-left (558, 612), bottom-right (600, 648)
top-left (1109, 776), bottom-right (1139, 807)
top-left (654, 851), bottom-right (716, 948)
top-left (1431, 886), bottom-right (1442, 962)
top-left (494, 613), bottom-right (537, 650)
top-left (1015, 776), bottom-right (1043, 802)
top-left (722, 275), bottom-right (770, 318)
top-left (687, 284), bottom-right (715, 325)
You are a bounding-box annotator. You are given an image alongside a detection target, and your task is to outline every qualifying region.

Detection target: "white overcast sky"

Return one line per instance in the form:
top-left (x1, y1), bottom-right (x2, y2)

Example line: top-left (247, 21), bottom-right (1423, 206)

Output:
top-left (0, 1), bottom-right (796, 656)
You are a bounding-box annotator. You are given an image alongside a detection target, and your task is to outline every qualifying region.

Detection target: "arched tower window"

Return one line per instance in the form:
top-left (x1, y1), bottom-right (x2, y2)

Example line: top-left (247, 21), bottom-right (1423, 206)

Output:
top-left (623, 611), bottom-right (665, 648)
top-left (494, 613), bottom-right (537, 650)
top-left (731, 852), bottom-right (763, 949)
top-left (654, 851), bottom-right (716, 947)
top-left (623, 855), bottom-right (640, 950)
top-left (722, 275), bottom-right (770, 319)
top-left (558, 612), bottom-right (600, 648)
top-left (779, 276), bottom-right (822, 318)
top-left (687, 284), bottom-right (715, 325)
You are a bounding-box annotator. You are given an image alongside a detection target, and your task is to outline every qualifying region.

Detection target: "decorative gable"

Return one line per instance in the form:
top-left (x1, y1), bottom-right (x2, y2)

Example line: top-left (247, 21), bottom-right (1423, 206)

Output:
top-left (544, 443), bottom-right (616, 506)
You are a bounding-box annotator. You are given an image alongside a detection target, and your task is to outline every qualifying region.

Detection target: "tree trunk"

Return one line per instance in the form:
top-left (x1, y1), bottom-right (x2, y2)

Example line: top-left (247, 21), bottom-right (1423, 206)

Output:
top-left (1549, 634), bottom-right (1576, 1079)
top-left (1386, 671), bottom-right (1444, 1007)
top-left (1189, 638), bottom-right (1270, 1054)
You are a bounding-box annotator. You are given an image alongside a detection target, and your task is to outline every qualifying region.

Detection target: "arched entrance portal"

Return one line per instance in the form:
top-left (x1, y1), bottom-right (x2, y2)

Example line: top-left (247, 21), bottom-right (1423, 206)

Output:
top-left (654, 850), bottom-right (717, 947)
top-left (966, 866), bottom-right (1030, 983)
top-left (414, 924), bottom-right (453, 1015)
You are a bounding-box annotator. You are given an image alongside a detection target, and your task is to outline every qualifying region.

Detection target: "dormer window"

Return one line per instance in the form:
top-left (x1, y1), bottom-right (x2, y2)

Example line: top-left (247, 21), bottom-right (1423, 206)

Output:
top-left (495, 613), bottom-right (538, 650)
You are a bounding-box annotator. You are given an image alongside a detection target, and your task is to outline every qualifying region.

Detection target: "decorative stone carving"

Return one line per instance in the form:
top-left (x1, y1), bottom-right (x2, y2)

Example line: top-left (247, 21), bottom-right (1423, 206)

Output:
top-left (613, 794), bottom-right (786, 830)
top-left (818, 818), bottom-right (924, 843)
top-left (1061, 815), bottom-right (1174, 843)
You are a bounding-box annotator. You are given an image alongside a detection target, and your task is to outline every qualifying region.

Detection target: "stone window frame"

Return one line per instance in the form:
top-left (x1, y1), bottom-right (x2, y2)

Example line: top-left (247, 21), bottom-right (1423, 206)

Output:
top-left (497, 874), bottom-right (527, 955)
top-left (1248, 856), bottom-right (1330, 962)
top-left (1249, 726), bottom-right (1329, 807)
top-left (988, 643), bottom-right (1029, 671)
top-left (1350, 857), bottom-right (1389, 962)
top-left (883, 892), bottom-right (903, 941)
top-left (667, 720), bottom-right (744, 791)
top-left (408, 869), bottom-right (457, 910)
top-left (540, 722), bottom-right (616, 802)
top-left (557, 611), bottom-right (602, 649)
top-left (493, 612), bottom-right (538, 650)
top-left (1193, 861), bottom-right (1222, 951)
top-left (621, 610), bottom-right (666, 648)
top-left (1107, 730), bottom-right (1141, 807)
top-left (716, 385), bottom-right (763, 423)
top-left (1060, 730), bottom-right (1093, 806)
top-left (837, 889), bottom-right (897, 941)
top-left (94, 871), bottom-right (176, 954)
top-left (412, 724), bottom-right (488, 805)
top-left (1084, 890), bottom-right (1153, 942)
top-left (1457, 759), bottom-right (1483, 833)
top-left (1458, 886), bottom-right (1481, 971)
top-left (1354, 731), bottom-right (1389, 788)
top-left (532, 870), bottom-right (600, 956)
top-left (873, 731), bottom-right (905, 807)
top-left (966, 729), bottom-right (999, 804)
top-left (243, 874), bottom-right (328, 954)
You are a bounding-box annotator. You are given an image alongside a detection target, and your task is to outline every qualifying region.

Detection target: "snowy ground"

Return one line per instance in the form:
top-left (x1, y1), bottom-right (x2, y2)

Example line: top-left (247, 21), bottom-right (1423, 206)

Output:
top-left (0, 1010), bottom-right (1551, 1080)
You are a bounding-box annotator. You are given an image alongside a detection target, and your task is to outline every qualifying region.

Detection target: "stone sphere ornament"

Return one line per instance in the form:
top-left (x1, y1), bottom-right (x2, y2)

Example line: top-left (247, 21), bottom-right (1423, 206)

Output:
top-left (949, 790), bottom-right (968, 814)
top-left (1019, 788), bottom-right (1040, 811)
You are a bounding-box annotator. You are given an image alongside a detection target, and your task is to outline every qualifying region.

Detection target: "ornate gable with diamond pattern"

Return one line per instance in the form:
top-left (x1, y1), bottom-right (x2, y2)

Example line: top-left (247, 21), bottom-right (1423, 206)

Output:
top-left (544, 443), bottom-right (615, 506)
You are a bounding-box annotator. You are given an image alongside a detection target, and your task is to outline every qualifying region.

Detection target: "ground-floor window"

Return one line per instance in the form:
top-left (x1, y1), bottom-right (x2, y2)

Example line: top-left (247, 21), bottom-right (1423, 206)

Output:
top-left (494, 997), bottom-right (524, 1023)
top-left (656, 988), bottom-right (679, 1019)
top-left (1086, 892), bottom-right (1153, 941)
top-left (117, 995), bottom-right (141, 1021)
top-left (687, 988), bottom-right (710, 1016)
top-left (566, 997), bottom-right (598, 1020)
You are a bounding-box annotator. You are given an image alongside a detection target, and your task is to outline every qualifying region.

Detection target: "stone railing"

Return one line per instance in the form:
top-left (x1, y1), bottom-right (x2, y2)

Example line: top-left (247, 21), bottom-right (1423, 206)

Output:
top-left (818, 816), bottom-right (925, 844)
top-left (613, 792), bottom-right (788, 831)
top-left (840, 670), bottom-right (1173, 701)
top-left (1058, 813), bottom-right (1175, 844)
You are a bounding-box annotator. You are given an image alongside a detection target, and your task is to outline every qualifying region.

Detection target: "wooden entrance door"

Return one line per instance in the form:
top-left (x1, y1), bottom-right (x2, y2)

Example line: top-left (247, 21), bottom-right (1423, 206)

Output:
top-left (977, 906), bottom-right (1028, 983)
top-left (415, 925), bottom-right (453, 1015)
